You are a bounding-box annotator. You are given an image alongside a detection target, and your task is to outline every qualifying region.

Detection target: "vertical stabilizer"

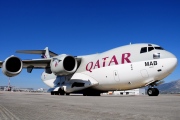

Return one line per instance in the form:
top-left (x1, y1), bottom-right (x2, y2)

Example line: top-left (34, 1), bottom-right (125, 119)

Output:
top-left (42, 47), bottom-right (50, 58)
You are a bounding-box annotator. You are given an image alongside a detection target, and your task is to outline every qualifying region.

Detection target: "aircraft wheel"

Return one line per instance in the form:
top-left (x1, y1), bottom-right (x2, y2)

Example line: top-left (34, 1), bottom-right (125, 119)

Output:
top-left (147, 88), bottom-right (154, 96)
top-left (59, 90), bottom-right (65, 95)
top-left (58, 88), bottom-right (65, 95)
top-left (154, 88), bottom-right (159, 96)
top-left (55, 92), bottom-right (59, 95)
top-left (66, 93), bottom-right (70, 96)
top-left (147, 88), bottom-right (159, 96)
top-left (51, 91), bottom-right (54, 95)
top-left (93, 92), bottom-right (101, 96)
top-left (83, 92), bottom-right (100, 96)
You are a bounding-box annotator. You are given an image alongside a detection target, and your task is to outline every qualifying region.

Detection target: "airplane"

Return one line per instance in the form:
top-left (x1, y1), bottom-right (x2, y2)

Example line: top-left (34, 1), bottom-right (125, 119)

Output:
top-left (0, 43), bottom-right (178, 96)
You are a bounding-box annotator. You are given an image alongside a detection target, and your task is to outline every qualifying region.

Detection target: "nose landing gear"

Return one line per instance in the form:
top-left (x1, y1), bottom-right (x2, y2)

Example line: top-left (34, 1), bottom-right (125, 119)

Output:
top-left (147, 80), bottom-right (162, 96)
top-left (147, 88), bottom-right (159, 96)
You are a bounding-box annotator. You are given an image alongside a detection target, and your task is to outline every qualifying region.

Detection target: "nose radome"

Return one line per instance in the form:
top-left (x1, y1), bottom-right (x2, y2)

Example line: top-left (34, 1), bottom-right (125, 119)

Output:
top-left (165, 50), bottom-right (177, 58)
top-left (171, 57), bottom-right (178, 69)
top-left (168, 53), bottom-right (178, 73)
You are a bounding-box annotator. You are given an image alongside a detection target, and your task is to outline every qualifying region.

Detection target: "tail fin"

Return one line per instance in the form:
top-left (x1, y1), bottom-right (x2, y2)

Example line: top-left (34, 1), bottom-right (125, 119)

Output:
top-left (42, 47), bottom-right (50, 58)
top-left (16, 47), bottom-right (58, 58)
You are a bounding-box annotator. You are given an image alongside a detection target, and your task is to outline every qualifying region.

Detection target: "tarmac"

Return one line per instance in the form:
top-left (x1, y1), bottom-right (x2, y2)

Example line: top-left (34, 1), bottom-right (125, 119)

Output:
top-left (0, 91), bottom-right (180, 120)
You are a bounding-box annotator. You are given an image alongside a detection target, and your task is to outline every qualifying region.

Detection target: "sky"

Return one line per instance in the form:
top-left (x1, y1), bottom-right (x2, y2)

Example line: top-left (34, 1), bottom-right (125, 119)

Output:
top-left (0, 0), bottom-right (180, 89)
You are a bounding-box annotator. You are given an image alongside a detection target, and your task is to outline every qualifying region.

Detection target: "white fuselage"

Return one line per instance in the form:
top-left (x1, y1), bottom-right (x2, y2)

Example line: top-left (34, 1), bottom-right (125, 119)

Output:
top-left (41, 43), bottom-right (177, 92)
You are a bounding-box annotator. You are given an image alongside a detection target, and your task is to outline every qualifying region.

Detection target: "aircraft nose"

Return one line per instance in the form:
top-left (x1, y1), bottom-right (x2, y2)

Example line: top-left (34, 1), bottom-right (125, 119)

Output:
top-left (166, 53), bottom-right (178, 73)
top-left (155, 52), bottom-right (177, 80)
top-left (170, 57), bottom-right (178, 70)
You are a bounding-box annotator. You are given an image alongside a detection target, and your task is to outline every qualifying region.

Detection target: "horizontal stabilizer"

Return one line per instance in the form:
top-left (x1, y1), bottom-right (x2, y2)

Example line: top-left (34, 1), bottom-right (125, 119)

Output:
top-left (0, 61), bottom-right (3, 67)
top-left (16, 48), bottom-right (58, 57)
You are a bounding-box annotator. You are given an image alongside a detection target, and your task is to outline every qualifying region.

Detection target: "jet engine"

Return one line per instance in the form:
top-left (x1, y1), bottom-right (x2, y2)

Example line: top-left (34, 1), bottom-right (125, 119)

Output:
top-left (50, 54), bottom-right (78, 76)
top-left (2, 56), bottom-right (23, 77)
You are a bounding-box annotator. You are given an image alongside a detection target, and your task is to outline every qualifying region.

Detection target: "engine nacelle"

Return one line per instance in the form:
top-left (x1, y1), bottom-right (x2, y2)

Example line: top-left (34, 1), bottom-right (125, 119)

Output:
top-left (50, 54), bottom-right (78, 75)
top-left (2, 56), bottom-right (23, 77)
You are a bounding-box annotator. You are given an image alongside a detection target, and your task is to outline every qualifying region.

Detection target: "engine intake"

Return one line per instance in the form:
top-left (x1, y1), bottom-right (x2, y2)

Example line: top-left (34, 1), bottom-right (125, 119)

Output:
top-left (63, 56), bottom-right (76, 71)
top-left (50, 54), bottom-right (78, 75)
top-left (2, 56), bottom-right (23, 77)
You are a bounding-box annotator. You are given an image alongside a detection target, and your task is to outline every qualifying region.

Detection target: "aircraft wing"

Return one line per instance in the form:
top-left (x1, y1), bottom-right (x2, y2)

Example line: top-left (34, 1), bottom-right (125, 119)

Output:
top-left (1, 47), bottom-right (82, 76)
top-left (22, 57), bottom-right (81, 68)
top-left (0, 59), bottom-right (51, 68)
top-left (0, 59), bottom-right (52, 77)
top-left (21, 59), bottom-right (51, 68)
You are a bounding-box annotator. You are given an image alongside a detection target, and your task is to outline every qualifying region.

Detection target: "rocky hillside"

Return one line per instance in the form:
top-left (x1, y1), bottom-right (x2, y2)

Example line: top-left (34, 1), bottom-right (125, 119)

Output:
top-left (157, 79), bottom-right (180, 93)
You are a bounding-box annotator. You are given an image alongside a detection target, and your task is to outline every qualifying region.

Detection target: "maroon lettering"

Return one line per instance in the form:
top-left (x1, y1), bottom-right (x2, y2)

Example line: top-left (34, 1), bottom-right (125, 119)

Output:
top-left (108, 55), bottom-right (118, 66)
top-left (94, 60), bottom-right (100, 69)
top-left (86, 53), bottom-right (131, 72)
top-left (121, 53), bottom-right (131, 64)
top-left (86, 62), bottom-right (93, 72)
top-left (102, 57), bottom-right (109, 67)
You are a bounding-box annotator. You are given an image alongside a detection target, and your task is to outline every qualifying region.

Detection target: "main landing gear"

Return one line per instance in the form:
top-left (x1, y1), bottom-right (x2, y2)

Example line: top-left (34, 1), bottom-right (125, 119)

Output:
top-left (51, 88), bottom-right (69, 96)
top-left (147, 88), bottom-right (159, 96)
top-left (83, 90), bottom-right (101, 96)
top-left (83, 92), bottom-right (101, 96)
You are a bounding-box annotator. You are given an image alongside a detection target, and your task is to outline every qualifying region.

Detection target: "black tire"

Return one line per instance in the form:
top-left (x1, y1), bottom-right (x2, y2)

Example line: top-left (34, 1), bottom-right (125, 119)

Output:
top-left (147, 88), bottom-right (159, 96)
top-left (147, 88), bottom-right (154, 96)
top-left (154, 88), bottom-right (159, 96)
top-left (55, 92), bottom-right (59, 95)
top-left (66, 93), bottom-right (70, 96)
top-left (51, 92), bottom-right (54, 95)
top-left (93, 93), bottom-right (101, 96)
top-left (59, 90), bottom-right (65, 95)
top-left (58, 88), bottom-right (65, 95)
top-left (83, 92), bottom-right (100, 96)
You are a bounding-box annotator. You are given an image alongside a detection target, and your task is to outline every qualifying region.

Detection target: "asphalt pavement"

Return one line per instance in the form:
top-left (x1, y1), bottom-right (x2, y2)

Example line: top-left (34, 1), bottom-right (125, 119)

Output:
top-left (0, 91), bottom-right (180, 120)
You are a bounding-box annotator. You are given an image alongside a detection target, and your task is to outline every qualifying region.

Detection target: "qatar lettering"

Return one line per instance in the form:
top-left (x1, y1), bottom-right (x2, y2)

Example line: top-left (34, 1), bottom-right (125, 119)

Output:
top-left (86, 53), bottom-right (131, 72)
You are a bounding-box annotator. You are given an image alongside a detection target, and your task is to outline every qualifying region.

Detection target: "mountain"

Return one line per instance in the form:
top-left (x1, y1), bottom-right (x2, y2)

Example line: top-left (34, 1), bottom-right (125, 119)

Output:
top-left (157, 79), bottom-right (180, 94)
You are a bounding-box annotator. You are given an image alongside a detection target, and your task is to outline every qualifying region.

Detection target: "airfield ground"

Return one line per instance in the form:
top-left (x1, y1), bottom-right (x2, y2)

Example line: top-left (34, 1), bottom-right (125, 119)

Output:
top-left (0, 91), bottom-right (180, 120)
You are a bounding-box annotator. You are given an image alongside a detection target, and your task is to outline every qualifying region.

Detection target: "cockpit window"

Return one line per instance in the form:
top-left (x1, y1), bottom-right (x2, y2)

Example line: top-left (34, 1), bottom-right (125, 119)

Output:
top-left (154, 47), bottom-right (164, 50)
top-left (140, 47), bottom-right (147, 53)
top-left (148, 47), bottom-right (154, 52)
top-left (140, 45), bottom-right (165, 54)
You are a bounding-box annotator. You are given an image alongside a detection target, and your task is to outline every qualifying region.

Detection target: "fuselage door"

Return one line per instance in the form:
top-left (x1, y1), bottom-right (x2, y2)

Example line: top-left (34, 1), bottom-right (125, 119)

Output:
top-left (140, 69), bottom-right (149, 78)
top-left (113, 70), bottom-right (120, 81)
